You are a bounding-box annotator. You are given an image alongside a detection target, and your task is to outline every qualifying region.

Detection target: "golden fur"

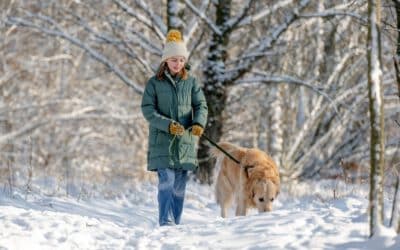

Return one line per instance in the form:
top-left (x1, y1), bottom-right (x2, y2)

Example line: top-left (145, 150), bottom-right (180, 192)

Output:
top-left (211, 142), bottom-right (280, 217)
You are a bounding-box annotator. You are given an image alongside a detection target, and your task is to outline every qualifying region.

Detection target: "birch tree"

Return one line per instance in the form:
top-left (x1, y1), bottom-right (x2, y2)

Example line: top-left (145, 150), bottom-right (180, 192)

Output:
top-left (391, 0), bottom-right (400, 234)
top-left (367, 0), bottom-right (385, 237)
top-left (390, 174), bottom-right (400, 233)
top-left (394, 0), bottom-right (400, 99)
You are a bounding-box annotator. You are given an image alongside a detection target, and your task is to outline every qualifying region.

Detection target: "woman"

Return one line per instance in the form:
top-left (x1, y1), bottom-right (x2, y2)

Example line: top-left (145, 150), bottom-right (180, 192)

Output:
top-left (141, 30), bottom-right (208, 226)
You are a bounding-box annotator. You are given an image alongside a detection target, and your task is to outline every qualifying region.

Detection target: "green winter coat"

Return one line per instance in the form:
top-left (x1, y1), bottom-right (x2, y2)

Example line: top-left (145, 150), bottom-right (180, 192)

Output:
top-left (141, 71), bottom-right (208, 171)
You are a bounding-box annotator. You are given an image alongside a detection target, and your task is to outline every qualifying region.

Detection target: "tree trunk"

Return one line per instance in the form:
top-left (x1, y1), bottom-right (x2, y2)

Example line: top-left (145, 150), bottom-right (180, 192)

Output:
top-left (197, 0), bottom-right (231, 184)
top-left (4, 121), bottom-right (15, 195)
top-left (391, 0), bottom-right (400, 234)
top-left (390, 175), bottom-right (400, 232)
top-left (394, 0), bottom-right (400, 100)
top-left (367, 0), bottom-right (385, 238)
top-left (197, 85), bottom-right (227, 184)
top-left (167, 0), bottom-right (184, 31)
top-left (269, 85), bottom-right (284, 170)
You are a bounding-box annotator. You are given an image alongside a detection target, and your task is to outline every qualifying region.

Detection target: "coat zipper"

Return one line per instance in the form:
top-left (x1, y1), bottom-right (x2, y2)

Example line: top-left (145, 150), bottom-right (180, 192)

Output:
top-left (165, 72), bottom-right (180, 164)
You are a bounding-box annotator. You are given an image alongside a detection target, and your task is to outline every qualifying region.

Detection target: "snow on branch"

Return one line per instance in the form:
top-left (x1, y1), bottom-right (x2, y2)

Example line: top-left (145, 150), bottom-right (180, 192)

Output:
top-left (134, 0), bottom-right (167, 35)
top-left (225, 52), bottom-right (278, 66)
top-left (112, 0), bottom-right (165, 39)
top-left (287, 89), bottom-right (369, 179)
top-left (297, 0), bottom-right (367, 24)
top-left (66, 10), bottom-right (154, 75)
top-left (185, 0), bottom-right (210, 43)
top-left (184, 0), bottom-right (222, 35)
top-left (299, 10), bottom-right (367, 24)
top-left (0, 99), bottom-right (85, 116)
top-left (225, 0), bottom-right (310, 83)
top-left (107, 17), bottom-right (162, 57)
top-left (235, 0), bottom-right (294, 27)
top-left (0, 108), bottom-right (142, 144)
top-left (6, 14), bottom-right (144, 95)
top-left (224, 0), bottom-right (255, 31)
top-left (286, 81), bottom-right (368, 177)
top-left (237, 73), bottom-right (338, 113)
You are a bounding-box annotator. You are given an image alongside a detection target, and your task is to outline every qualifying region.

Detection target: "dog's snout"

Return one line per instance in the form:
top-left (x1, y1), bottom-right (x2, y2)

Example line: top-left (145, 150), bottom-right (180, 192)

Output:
top-left (258, 205), bottom-right (272, 213)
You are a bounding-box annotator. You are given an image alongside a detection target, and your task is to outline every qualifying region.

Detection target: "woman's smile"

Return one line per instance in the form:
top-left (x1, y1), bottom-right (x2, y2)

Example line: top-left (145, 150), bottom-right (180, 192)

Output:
top-left (166, 56), bottom-right (186, 75)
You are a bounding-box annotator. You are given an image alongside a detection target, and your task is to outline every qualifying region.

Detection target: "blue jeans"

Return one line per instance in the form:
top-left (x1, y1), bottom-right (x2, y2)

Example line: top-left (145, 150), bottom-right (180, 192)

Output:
top-left (157, 168), bottom-right (188, 226)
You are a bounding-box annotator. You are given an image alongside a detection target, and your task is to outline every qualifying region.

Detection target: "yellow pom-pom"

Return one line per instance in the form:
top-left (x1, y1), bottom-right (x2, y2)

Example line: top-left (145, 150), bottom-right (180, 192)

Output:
top-left (166, 29), bottom-right (183, 42)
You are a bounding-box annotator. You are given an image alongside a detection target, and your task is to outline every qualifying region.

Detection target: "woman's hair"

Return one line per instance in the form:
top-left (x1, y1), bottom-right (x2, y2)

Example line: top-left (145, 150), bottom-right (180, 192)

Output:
top-left (156, 61), bottom-right (188, 80)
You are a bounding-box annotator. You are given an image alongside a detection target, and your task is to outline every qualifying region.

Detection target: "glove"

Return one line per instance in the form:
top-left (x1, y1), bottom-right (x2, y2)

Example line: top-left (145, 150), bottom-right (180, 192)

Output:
top-left (191, 124), bottom-right (204, 137)
top-left (169, 122), bottom-right (185, 136)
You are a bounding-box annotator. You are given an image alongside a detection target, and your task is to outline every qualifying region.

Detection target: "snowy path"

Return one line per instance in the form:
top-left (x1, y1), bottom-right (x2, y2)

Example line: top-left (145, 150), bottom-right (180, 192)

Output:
top-left (1, 181), bottom-right (399, 250)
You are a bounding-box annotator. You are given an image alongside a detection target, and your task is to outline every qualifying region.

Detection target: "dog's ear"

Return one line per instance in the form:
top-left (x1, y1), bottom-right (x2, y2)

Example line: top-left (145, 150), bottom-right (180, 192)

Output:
top-left (236, 149), bottom-right (247, 163)
top-left (275, 183), bottom-right (280, 197)
top-left (243, 165), bottom-right (255, 178)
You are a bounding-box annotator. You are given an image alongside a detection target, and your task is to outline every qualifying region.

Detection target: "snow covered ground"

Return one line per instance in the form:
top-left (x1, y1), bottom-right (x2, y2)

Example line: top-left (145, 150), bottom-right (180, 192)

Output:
top-left (1, 179), bottom-right (399, 250)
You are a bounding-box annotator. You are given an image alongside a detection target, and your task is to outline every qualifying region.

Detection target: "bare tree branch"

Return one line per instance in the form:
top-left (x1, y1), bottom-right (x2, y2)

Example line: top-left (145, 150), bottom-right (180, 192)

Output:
top-left (134, 0), bottom-right (167, 35)
top-left (0, 109), bottom-right (142, 144)
top-left (224, 0), bottom-right (255, 32)
top-left (65, 9), bottom-right (154, 75)
top-left (184, 0), bottom-right (222, 35)
top-left (225, 0), bottom-right (310, 83)
top-left (107, 17), bottom-right (162, 56)
top-left (236, 74), bottom-right (335, 108)
top-left (235, 0), bottom-right (295, 27)
top-left (185, 0), bottom-right (210, 43)
top-left (299, 11), bottom-right (367, 24)
top-left (6, 14), bottom-right (144, 95)
top-left (112, 0), bottom-right (165, 39)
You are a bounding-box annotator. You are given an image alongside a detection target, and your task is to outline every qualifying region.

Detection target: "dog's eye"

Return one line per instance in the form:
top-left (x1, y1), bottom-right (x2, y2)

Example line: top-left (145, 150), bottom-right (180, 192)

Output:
top-left (258, 198), bottom-right (264, 202)
top-left (270, 198), bottom-right (274, 202)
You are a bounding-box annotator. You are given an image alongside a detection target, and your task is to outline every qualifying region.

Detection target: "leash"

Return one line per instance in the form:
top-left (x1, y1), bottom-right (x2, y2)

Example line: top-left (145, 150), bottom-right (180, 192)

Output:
top-left (201, 133), bottom-right (240, 164)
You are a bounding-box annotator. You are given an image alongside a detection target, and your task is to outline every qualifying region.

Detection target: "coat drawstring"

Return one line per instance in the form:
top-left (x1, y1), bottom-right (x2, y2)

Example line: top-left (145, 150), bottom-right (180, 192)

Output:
top-left (168, 127), bottom-right (193, 164)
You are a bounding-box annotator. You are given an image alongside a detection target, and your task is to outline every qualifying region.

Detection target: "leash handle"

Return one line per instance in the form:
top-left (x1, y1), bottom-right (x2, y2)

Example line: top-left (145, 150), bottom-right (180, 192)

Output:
top-left (201, 133), bottom-right (240, 164)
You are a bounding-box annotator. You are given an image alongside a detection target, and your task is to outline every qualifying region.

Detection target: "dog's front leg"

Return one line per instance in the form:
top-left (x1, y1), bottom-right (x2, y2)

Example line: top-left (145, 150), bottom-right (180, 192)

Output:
top-left (235, 198), bottom-right (247, 216)
top-left (221, 206), bottom-right (228, 218)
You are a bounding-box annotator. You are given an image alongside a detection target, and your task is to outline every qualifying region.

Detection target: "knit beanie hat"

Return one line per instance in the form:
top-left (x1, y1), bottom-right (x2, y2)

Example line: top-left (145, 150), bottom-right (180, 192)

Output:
top-left (161, 30), bottom-right (189, 62)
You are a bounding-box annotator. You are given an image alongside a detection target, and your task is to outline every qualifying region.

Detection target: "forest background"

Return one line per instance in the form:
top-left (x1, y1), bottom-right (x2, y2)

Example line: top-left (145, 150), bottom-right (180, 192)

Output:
top-left (0, 0), bottom-right (399, 205)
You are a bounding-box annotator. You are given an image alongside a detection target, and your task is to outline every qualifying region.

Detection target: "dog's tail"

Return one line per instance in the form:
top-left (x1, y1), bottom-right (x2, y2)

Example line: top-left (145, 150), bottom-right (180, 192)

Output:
top-left (210, 142), bottom-right (234, 186)
top-left (210, 142), bottom-right (242, 183)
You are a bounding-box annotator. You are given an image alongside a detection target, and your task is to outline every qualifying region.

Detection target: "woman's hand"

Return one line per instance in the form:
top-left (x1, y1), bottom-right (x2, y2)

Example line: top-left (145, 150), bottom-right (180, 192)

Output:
top-left (191, 124), bottom-right (204, 137)
top-left (169, 122), bottom-right (185, 136)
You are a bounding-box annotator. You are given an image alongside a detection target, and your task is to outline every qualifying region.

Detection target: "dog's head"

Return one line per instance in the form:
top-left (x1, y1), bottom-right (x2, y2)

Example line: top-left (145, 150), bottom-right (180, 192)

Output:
top-left (250, 178), bottom-right (278, 212)
top-left (242, 148), bottom-right (280, 212)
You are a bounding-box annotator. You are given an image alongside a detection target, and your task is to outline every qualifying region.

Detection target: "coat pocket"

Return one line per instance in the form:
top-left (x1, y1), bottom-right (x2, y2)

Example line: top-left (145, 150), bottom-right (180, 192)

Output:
top-left (156, 130), bottom-right (173, 146)
top-left (149, 127), bottom-right (158, 146)
top-left (178, 133), bottom-right (198, 162)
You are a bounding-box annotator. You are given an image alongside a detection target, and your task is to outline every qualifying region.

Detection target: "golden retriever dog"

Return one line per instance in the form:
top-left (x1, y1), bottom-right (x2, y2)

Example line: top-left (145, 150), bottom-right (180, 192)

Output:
top-left (211, 142), bottom-right (280, 218)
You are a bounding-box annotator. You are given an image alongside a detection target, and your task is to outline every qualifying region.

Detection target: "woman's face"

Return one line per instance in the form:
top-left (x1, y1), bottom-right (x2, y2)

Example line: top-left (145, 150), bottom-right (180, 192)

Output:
top-left (166, 56), bottom-right (186, 75)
